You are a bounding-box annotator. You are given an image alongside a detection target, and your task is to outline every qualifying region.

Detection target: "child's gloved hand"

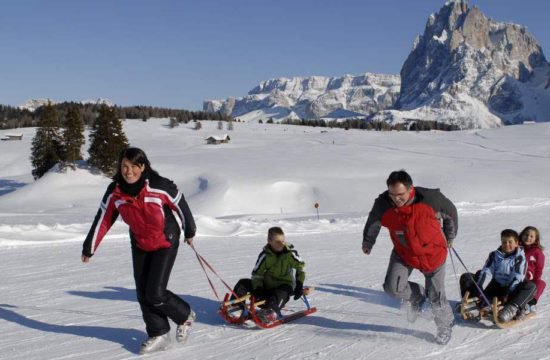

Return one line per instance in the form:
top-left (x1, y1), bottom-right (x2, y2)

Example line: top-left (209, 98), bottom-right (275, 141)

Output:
top-left (293, 281), bottom-right (304, 300)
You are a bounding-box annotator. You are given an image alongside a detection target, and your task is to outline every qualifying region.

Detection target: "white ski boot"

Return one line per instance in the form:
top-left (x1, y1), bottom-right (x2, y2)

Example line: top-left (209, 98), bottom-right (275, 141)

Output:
top-left (139, 333), bottom-right (171, 355)
top-left (176, 310), bottom-right (196, 344)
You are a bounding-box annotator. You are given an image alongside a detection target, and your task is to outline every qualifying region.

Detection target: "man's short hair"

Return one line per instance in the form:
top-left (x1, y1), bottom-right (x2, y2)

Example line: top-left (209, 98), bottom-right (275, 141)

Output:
top-left (268, 226), bottom-right (285, 240)
top-left (501, 229), bottom-right (519, 241)
top-left (386, 170), bottom-right (413, 188)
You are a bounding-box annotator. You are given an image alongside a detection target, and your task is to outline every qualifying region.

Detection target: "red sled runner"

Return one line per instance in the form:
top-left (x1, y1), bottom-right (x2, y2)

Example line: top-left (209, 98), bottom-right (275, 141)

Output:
top-left (219, 287), bottom-right (317, 328)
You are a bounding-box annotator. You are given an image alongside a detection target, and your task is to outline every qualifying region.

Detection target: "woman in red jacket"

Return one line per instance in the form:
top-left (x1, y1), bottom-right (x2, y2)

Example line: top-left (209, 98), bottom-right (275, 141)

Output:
top-left (520, 226), bottom-right (545, 308)
top-left (81, 147), bottom-right (197, 355)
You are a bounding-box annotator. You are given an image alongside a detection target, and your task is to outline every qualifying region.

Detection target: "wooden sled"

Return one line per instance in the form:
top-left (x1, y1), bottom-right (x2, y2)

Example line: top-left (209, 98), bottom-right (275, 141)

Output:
top-left (218, 286), bottom-right (317, 328)
top-left (459, 291), bottom-right (536, 328)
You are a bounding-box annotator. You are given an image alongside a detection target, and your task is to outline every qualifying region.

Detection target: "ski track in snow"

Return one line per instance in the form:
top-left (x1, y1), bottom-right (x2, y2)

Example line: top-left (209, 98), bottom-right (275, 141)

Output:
top-left (446, 139), bottom-right (550, 159)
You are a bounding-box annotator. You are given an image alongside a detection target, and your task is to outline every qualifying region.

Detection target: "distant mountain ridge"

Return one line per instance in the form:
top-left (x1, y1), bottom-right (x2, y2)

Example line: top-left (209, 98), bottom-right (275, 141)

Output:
top-left (204, 73), bottom-right (400, 122)
top-left (19, 98), bottom-right (114, 112)
top-left (204, 0), bottom-right (550, 129)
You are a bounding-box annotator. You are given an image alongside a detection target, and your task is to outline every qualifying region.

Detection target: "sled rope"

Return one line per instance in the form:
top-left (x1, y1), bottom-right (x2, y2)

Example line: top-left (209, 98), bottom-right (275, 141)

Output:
top-left (190, 244), bottom-right (237, 300)
top-left (451, 248), bottom-right (492, 307)
top-left (448, 248), bottom-right (461, 295)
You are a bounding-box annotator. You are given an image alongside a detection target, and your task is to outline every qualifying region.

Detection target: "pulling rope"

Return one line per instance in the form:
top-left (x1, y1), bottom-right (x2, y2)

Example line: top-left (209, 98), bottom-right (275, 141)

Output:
top-left (448, 247), bottom-right (461, 294)
top-left (189, 244), bottom-right (237, 300)
top-left (451, 248), bottom-right (492, 307)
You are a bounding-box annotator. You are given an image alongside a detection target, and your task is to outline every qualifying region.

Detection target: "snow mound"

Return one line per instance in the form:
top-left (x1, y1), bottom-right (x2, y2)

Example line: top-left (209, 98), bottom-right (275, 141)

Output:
top-left (183, 170), bottom-right (319, 217)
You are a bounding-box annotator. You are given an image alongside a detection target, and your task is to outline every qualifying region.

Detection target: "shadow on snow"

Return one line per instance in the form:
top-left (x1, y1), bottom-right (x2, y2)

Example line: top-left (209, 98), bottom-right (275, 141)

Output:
top-left (0, 303), bottom-right (143, 354)
top-left (0, 179), bottom-right (26, 196)
top-left (47, 285), bottom-right (438, 345)
top-left (312, 283), bottom-right (434, 342)
top-left (67, 286), bottom-right (224, 326)
top-left (317, 284), bottom-right (480, 330)
top-left (300, 315), bottom-right (434, 343)
top-left (316, 283), bottom-right (401, 308)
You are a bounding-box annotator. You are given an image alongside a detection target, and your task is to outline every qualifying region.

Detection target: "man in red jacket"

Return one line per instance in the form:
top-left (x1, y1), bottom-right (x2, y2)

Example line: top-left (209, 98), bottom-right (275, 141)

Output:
top-left (362, 170), bottom-right (457, 345)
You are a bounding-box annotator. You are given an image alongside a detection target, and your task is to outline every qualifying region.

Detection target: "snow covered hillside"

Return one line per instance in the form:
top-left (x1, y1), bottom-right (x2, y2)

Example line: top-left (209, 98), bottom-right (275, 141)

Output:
top-left (1, 119), bottom-right (549, 359)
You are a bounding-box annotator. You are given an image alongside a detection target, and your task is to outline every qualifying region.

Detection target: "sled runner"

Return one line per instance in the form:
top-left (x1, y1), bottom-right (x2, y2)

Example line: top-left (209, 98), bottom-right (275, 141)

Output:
top-left (218, 286), bottom-right (317, 328)
top-left (459, 291), bottom-right (535, 328)
top-left (459, 291), bottom-right (490, 321)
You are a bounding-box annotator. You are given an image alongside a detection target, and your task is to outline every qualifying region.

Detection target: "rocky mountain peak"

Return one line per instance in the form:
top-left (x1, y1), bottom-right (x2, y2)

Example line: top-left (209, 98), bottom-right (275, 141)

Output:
top-left (391, 0), bottom-right (550, 127)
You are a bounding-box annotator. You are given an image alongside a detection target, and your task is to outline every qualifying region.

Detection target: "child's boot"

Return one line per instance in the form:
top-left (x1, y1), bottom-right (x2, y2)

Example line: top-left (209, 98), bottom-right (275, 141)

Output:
top-left (498, 303), bottom-right (518, 322)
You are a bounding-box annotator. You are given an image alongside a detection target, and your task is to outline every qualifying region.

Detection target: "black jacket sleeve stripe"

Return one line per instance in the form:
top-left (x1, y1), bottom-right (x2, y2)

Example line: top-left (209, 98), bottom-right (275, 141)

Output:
top-left (252, 251), bottom-right (267, 273)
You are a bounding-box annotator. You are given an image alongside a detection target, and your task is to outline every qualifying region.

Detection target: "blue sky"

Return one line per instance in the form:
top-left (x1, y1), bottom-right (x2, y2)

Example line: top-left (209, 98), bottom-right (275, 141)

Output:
top-left (1, 0), bottom-right (548, 110)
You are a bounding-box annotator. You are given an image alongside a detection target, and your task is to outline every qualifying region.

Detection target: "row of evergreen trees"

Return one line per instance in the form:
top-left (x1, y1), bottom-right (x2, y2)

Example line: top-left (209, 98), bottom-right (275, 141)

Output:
top-left (276, 117), bottom-right (460, 131)
top-left (30, 103), bottom-right (128, 179)
top-left (1, 102), bottom-right (233, 130)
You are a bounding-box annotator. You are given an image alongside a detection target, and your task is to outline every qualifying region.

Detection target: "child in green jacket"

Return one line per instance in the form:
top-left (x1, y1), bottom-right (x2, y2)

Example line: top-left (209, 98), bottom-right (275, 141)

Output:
top-left (232, 227), bottom-right (306, 319)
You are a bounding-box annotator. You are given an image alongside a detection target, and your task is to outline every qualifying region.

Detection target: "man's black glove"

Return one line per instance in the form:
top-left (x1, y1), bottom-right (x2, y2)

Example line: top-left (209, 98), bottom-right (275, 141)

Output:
top-left (293, 281), bottom-right (304, 300)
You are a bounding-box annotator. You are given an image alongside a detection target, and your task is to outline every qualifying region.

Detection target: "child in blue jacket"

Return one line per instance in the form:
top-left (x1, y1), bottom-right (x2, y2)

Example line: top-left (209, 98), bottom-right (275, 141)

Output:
top-left (460, 229), bottom-right (536, 322)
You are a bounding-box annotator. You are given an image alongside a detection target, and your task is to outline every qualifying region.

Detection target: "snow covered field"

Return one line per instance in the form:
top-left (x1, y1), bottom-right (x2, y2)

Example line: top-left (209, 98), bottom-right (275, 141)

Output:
top-left (1, 119), bottom-right (549, 359)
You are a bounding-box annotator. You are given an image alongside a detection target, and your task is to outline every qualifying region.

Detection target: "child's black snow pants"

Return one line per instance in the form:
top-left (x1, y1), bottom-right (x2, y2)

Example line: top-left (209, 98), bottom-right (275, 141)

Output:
top-left (460, 271), bottom-right (536, 307)
top-left (132, 242), bottom-right (191, 337)
top-left (232, 278), bottom-right (292, 311)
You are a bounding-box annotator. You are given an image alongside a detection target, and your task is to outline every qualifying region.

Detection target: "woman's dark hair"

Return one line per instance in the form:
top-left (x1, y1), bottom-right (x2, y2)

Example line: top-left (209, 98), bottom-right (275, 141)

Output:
top-left (112, 147), bottom-right (159, 183)
top-left (386, 170), bottom-right (413, 188)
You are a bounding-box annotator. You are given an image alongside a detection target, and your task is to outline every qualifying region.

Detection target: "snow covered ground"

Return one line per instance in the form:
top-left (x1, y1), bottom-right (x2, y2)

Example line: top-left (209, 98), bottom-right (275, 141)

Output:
top-left (0, 119), bottom-right (549, 359)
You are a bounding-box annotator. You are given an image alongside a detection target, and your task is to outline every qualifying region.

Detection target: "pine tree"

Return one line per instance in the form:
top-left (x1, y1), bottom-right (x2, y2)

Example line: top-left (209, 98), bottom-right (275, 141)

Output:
top-left (88, 106), bottom-right (129, 176)
top-left (30, 101), bottom-right (63, 179)
top-left (62, 106), bottom-right (85, 169)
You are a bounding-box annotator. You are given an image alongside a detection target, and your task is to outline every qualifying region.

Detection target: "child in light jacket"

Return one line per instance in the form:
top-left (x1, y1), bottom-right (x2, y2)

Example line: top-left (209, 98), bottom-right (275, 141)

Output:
top-left (460, 229), bottom-right (536, 322)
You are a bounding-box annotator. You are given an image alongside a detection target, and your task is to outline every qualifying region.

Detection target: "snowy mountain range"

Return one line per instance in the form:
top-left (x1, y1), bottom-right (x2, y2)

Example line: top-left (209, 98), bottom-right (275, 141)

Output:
top-left (18, 98), bottom-right (114, 112)
top-left (204, 0), bottom-right (550, 129)
top-left (204, 73), bottom-right (400, 123)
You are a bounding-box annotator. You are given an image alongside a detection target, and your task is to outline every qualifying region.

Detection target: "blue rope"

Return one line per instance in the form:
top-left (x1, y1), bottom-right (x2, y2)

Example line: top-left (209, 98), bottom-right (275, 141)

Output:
top-left (451, 248), bottom-right (492, 307)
